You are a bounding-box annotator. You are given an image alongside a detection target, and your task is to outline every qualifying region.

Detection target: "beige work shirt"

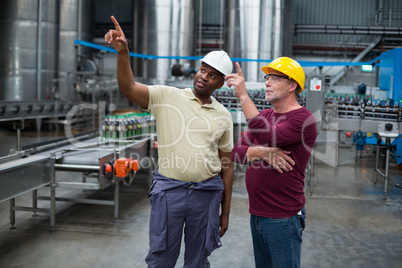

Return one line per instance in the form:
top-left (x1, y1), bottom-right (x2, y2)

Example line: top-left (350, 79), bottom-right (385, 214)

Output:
top-left (145, 85), bottom-right (233, 182)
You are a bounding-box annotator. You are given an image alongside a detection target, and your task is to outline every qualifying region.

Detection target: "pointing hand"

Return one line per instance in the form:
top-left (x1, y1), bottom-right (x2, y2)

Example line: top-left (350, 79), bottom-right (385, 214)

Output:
top-left (225, 62), bottom-right (247, 100)
top-left (104, 16), bottom-right (128, 53)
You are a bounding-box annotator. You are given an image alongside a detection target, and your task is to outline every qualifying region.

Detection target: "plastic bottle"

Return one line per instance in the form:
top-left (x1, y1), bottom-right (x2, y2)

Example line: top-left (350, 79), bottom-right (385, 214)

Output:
top-left (374, 99), bottom-right (382, 118)
top-left (393, 100), bottom-right (400, 120)
top-left (132, 115), bottom-right (138, 137)
top-left (102, 116), bottom-right (110, 140)
top-left (142, 114), bottom-right (149, 134)
top-left (116, 116), bottom-right (122, 140)
top-left (325, 94), bottom-right (331, 105)
top-left (383, 99), bottom-right (391, 118)
top-left (347, 95), bottom-right (354, 116)
top-left (128, 115), bottom-right (134, 138)
top-left (108, 116), bottom-right (114, 140)
top-left (136, 115), bottom-right (142, 136)
top-left (358, 97), bottom-right (364, 117)
top-left (151, 115), bottom-right (156, 133)
top-left (338, 95), bottom-right (345, 116)
top-left (366, 98), bottom-right (373, 117)
top-left (123, 115), bottom-right (128, 139)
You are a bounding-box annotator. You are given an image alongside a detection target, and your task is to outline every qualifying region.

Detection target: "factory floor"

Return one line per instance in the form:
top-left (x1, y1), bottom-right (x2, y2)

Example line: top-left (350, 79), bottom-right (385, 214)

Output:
top-left (0, 125), bottom-right (401, 268)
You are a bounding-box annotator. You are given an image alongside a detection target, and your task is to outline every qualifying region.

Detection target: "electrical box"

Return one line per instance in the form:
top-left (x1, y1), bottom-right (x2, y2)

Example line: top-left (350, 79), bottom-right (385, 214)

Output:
top-left (379, 48), bottom-right (402, 101)
top-left (306, 76), bottom-right (327, 132)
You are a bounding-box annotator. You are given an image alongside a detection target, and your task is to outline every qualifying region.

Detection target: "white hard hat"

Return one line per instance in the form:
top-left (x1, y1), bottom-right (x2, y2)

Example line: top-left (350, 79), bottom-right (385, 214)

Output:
top-left (199, 51), bottom-right (233, 76)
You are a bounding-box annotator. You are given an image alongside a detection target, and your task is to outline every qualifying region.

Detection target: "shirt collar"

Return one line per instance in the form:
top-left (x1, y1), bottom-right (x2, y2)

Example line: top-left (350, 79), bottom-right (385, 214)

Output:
top-left (184, 88), bottom-right (218, 109)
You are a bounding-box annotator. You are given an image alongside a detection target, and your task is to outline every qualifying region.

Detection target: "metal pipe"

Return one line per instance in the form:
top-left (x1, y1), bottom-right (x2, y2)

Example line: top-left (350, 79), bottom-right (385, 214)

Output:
top-left (294, 24), bottom-right (402, 35)
top-left (114, 179), bottom-right (119, 219)
top-left (16, 128), bottom-right (21, 152)
top-left (198, 0), bottom-right (203, 55)
top-left (32, 189), bottom-right (38, 217)
top-left (54, 163), bottom-right (100, 172)
top-left (219, 0), bottom-right (224, 50)
top-left (9, 198), bottom-right (15, 229)
top-left (92, 82), bottom-right (95, 129)
top-left (77, 0), bottom-right (82, 57)
top-left (12, 206), bottom-right (50, 213)
top-left (384, 137), bottom-right (391, 200)
top-left (44, 172), bottom-right (54, 234)
top-left (378, 0), bottom-right (384, 26)
top-left (374, 140), bottom-right (381, 184)
top-left (56, 182), bottom-right (100, 189)
top-left (273, 0), bottom-right (282, 58)
top-left (37, 196), bottom-right (114, 206)
top-left (36, 0), bottom-right (42, 101)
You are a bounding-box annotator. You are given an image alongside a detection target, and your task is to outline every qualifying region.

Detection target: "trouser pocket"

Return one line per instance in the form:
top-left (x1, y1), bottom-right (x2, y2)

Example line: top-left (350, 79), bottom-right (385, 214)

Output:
top-left (149, 191), bottom-right (167, 253)
top-left (297, 208), bottom-right (306, 235)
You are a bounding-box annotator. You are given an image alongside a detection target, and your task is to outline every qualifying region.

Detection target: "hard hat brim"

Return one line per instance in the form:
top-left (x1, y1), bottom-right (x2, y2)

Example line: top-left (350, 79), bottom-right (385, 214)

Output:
top-left (261, 58), bottom-right (305, 92)
top-left (200, 60), bottom-right (225, 77)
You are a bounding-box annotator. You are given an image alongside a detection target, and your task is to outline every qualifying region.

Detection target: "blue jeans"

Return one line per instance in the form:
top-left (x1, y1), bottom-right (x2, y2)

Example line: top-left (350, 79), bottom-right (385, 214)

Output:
top-left (250, 208), bottom-right (305, 268)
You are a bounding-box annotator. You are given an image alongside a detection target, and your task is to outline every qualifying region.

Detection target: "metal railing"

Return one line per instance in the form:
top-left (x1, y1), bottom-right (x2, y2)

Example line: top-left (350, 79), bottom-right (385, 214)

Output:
top-left (375, 8), bottom-right (402, 27)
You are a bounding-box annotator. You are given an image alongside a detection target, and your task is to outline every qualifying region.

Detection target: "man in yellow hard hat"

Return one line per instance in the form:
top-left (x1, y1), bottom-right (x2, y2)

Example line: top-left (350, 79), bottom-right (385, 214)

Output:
top-left (105, 16), bottom-right (234, 267)
top-left (227, 57), bottom-right (317, 268)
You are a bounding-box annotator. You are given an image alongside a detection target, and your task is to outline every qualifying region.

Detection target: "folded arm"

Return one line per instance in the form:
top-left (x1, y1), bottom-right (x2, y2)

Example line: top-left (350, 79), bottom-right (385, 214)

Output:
top-left (231, 131), bottom-right (295, 173)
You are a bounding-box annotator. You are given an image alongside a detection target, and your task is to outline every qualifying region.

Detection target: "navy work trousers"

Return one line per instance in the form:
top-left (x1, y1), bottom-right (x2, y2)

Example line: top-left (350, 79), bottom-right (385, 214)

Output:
top-left (145, 174), bottom-right (223, 268)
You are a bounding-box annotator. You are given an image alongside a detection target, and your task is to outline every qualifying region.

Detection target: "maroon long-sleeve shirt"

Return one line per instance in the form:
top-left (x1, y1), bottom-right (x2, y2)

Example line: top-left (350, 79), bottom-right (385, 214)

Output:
top-left (231, 107), bottom-right (317, 218)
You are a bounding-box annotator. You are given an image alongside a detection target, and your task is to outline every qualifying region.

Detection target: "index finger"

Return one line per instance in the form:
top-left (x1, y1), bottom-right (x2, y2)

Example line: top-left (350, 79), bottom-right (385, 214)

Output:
top-left (235, 62), bottom-right (244, 77)
top-left (111, 15), bottom-right (122, 31)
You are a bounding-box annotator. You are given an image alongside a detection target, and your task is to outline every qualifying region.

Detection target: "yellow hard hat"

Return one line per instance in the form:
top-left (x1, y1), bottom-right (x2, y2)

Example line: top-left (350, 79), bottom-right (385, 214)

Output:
top-left (261, 57), bottom-right (305, 92)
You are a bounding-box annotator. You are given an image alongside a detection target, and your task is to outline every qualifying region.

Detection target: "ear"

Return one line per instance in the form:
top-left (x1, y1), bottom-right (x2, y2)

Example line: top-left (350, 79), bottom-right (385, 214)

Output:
top-left (218, 77), bottom-right (225, 89)
top-left (288, 81), bottom-right (298, 93)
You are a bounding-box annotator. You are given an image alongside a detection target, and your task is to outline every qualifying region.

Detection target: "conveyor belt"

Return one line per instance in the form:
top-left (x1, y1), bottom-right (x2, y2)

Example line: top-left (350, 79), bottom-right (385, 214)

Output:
top-left (0, 155), bottom-right (49, 171)
top-left (324, 117), bottom-right (401, 134)
top-left (0, 134), bottom-right (156, 231)
top-left (60, 149), bottom-right (113, 166)
top-left (0, 155), bottom-right (53, 203)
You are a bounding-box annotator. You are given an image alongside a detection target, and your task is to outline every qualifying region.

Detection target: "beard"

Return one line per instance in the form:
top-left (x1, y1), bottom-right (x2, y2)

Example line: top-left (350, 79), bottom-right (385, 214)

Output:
top-left (265, 90), bottom-right (287, 103)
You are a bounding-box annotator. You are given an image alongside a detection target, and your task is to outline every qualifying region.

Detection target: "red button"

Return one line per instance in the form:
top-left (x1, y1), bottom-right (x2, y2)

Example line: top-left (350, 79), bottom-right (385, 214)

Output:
top-left (315, 85), bottom-right (320, 89)
top-left (105, 164), bottom-right (112, 173)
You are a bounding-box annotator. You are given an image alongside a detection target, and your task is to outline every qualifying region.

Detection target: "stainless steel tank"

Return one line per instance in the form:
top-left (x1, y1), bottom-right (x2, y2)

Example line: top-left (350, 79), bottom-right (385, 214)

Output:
top-left (0, 0), bottom-right (58, 101)
top-left (58, 0), bottom-right (93, 100)
top-left (133, 0), bottom-right (196, 82)
top-left (225, 0), bottom-right (285, 82)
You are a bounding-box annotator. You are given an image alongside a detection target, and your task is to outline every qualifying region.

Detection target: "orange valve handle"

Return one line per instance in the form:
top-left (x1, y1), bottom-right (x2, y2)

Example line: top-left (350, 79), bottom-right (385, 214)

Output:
top-left (114, 158), bottom-right (140, 178)
top-left (131, 159), bottom-right (139, 172)
top-left (105, 164), bottom-right (113, 173)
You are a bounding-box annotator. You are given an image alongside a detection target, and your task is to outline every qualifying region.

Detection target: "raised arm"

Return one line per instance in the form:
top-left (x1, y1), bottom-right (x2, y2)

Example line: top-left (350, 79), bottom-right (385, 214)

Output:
top-left (105, 15), bottom-right (149, 109)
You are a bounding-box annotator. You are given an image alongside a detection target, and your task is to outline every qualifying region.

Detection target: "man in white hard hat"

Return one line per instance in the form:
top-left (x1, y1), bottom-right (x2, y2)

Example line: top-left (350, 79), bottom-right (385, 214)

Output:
top-left (228, 59), bottom-right (317, 268)
top-left (105, 16), bottom-right (234, 268)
